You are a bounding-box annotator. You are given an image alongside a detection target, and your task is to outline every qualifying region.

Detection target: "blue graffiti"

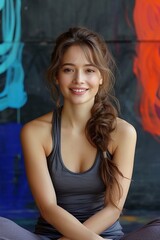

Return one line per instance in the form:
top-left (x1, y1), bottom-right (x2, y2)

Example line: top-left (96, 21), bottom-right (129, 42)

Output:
top-left (0, 0), bottom-right (27, 111)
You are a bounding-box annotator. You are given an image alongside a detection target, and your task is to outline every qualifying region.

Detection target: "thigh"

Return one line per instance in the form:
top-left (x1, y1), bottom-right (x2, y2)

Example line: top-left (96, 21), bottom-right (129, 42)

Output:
top-left (121, 218), bottom-right (160, 240)
top-left (0, 217), bottom-right (49, 240)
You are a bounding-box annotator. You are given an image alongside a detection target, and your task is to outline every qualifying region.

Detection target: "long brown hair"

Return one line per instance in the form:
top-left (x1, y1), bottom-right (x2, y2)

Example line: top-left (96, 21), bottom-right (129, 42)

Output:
top-left (47, 27), bottom-right (123, 207)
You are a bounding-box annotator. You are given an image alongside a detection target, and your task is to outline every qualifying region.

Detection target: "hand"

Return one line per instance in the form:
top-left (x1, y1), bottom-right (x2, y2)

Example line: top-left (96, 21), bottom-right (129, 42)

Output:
top-left (57, 236), bottom-right (112, 240)
top-left (58, 237), bottom-right (112, 240)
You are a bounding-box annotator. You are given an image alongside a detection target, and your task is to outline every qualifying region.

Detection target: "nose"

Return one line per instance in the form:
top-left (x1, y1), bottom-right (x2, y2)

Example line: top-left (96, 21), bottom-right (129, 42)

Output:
top-left (72, 70), bottom-right (84, 84)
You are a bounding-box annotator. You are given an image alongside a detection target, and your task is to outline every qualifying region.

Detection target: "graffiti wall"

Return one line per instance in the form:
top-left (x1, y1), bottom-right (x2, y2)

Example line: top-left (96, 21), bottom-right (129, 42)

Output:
top-left (133, 0), bottom-right (160, 137)
top-left (0, 0), bottom-right (160, 222)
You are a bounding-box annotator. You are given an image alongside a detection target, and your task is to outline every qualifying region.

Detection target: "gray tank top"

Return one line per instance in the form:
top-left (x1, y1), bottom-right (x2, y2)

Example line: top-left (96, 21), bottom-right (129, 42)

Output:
top-left (35, 108), bottom-right (124, 240)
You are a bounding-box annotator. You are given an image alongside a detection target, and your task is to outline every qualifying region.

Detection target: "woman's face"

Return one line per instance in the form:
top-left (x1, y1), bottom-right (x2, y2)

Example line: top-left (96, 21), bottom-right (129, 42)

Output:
top-left (56, 45), bottom-right (102, 106)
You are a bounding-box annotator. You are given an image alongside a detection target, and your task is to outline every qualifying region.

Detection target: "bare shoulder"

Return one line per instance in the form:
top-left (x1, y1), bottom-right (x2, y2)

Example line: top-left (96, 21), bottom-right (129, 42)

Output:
top-left (21, 112), bottom-right (53, 155)
top-left (109, 118), bottom-right (137, 153)
top-left (116, 117), bottom-right (137, 137)
top-left (21, 112), bottom-right (53, 136)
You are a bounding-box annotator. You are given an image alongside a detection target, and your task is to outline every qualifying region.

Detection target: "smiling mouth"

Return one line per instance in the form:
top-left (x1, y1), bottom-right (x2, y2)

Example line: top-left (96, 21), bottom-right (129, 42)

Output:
top-left (70, 88), bottom-right (89, 93)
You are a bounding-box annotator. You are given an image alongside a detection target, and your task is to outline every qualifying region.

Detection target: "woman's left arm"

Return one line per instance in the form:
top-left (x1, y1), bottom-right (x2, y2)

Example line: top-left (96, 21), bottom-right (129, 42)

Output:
top-left (82, 121), bottom-right (137, 234)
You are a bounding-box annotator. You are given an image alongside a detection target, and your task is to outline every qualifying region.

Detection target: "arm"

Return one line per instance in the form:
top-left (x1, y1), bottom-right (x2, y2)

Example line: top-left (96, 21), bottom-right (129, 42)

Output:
top-left (21, 121), bottom-right (104, 240)
top-left (81, 121), bottom-right (137, 234)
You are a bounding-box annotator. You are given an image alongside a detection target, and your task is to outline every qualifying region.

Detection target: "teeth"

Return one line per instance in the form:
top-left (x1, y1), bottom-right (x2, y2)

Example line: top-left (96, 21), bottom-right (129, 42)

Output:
top-left (72, 89), bottom-right (86, 92)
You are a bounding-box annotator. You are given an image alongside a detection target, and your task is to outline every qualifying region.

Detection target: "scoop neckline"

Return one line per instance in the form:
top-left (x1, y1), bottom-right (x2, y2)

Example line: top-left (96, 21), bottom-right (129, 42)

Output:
top-left (58, 108), bottom-right (100, 175)
top-left (59, 148), bottom-right (100, 175)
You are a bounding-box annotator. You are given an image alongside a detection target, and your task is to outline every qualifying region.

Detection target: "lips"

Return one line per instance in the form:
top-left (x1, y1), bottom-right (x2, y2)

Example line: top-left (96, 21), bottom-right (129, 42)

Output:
top-left (70, 88), bottom-right (88, 93)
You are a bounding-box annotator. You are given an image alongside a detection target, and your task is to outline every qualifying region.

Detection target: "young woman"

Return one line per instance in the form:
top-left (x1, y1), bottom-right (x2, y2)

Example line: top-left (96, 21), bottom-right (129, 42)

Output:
top-left (0, 27), bottom-right (159, 240)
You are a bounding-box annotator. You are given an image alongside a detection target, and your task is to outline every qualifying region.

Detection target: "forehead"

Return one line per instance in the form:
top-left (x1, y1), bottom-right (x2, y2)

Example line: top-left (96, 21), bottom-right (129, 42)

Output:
top-left (61, 45), bottom-right (94, 64)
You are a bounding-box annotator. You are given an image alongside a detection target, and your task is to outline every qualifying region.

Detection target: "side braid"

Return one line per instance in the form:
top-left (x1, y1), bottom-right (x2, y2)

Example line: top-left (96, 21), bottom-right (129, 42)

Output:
top-left (85, 96), bottom-right (123, 207)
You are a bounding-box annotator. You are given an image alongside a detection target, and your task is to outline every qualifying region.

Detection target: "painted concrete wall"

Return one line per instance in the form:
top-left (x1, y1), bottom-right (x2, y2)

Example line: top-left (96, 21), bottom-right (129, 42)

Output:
top-left (0, 0), bottom-right (160, 221)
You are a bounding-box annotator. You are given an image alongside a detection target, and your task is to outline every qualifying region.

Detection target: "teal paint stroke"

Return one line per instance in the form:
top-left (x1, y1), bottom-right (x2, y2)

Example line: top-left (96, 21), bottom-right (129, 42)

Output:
top-left (0, 0), bottom-right (27, 111)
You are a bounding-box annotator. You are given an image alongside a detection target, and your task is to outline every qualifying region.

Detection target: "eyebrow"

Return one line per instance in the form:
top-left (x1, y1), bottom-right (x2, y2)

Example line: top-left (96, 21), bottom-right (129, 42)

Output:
top-left (60, 63), bottom-right (96, 67)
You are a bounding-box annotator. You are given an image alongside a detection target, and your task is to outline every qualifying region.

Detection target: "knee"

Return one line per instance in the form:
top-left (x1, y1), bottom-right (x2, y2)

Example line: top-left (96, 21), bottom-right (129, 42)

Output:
top-left (0, 216), bottom-right (12, 223)
top-left (146, 218), bottom-right (160, 226)
top-left (0, 217), bottom-right (15, 231)
top-left (145, 218), bottom-right (160, 235)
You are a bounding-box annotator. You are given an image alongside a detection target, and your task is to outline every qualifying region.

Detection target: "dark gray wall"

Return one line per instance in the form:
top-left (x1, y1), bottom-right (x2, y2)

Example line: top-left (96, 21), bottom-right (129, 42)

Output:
top-left (0, 0), bottom-right (160, 217)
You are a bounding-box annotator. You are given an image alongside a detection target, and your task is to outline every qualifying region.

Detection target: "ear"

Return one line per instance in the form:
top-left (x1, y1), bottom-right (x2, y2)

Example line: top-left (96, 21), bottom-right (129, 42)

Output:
top-left (99, 78), bottom-right (103, 85)
top-left (55, 77), bottom-right (59, 85)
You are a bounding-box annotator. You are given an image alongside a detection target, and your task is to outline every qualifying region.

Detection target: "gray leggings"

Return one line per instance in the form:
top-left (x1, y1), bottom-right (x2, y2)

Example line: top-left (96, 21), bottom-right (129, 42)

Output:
top-left (0, 217), bottom-right (49, 240)
top-left (0, 217), bottom-right (160, 240)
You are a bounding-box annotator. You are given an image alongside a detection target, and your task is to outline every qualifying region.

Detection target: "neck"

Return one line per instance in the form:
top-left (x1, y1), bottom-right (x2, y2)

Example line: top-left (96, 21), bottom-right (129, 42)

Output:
top-left (61, 103), bottom-right (93, 132)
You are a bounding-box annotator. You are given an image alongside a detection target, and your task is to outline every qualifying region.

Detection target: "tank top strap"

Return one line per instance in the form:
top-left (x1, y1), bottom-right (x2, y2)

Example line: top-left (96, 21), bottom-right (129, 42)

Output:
top-left (106, 149), bottom-right (113, 160)
top-left (47, 107), bottom-right (62, 162)
top-left (48, 107), bottom-right (113, 163)
top-left (53, 107), bottom-right (62, 150)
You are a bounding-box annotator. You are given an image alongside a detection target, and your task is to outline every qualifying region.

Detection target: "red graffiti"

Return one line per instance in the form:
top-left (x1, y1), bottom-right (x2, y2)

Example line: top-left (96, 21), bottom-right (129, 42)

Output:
top-left (133, 0), bottom-right (160, 136)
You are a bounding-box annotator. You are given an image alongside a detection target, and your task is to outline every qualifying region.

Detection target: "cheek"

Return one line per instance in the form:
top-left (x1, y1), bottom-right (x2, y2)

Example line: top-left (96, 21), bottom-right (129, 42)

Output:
top-left (89, 76), bottom-right (102, 86)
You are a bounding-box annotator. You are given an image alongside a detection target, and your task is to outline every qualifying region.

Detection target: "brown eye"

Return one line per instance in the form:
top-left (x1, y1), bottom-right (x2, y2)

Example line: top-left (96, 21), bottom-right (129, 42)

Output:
top-left (63, 68), bottom-right (74, 73)
top-left (86, 69), bottom-right (95, 73)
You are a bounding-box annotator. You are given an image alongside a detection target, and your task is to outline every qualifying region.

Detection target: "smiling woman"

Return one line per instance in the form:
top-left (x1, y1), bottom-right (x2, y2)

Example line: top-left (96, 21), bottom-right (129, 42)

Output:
top-left (0, 27), bottom-right (159, 240)
top-left (56, 45), bottom-right (103, 106)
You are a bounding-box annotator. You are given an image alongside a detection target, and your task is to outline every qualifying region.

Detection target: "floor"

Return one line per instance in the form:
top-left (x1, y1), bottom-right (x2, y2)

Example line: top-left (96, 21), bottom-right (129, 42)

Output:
top-left (120, 210), bottom-right (160, 233)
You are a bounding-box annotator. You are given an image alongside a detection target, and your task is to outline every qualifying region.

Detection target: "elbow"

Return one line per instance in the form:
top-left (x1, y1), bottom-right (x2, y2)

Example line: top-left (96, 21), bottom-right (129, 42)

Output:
top-left (38, 202), bottom-right (57, 223)
top-left (104, 204), bottom-right (122, 221)
top-left (112, 208), bottom-right (122, 224)
top-left (115, 208), bottom-right (122, 220)
top-left (109, 206), bottom-right (121, 220)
